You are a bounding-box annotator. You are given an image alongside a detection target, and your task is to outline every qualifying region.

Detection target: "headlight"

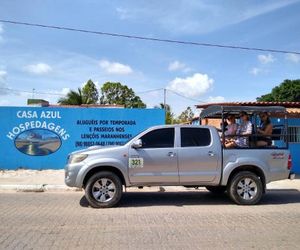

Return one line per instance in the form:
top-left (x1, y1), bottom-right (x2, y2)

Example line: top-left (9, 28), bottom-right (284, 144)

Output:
top-left (68, 154), bottom-right (88, 164)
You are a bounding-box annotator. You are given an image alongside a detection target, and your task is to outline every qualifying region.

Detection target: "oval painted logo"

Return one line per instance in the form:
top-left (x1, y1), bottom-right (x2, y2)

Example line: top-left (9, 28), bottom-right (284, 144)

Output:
top-left (14, 129), bottom-right (62, 156)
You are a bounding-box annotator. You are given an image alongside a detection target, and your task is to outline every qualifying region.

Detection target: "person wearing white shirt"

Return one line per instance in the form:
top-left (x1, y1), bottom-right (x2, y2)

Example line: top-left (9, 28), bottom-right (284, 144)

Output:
top-left (225, 111), bottom-right (252, 148)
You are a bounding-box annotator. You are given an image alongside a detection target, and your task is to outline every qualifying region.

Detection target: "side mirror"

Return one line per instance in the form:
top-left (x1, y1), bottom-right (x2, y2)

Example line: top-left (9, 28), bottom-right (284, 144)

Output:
top-left (132, 139), bottom-right (142, 149)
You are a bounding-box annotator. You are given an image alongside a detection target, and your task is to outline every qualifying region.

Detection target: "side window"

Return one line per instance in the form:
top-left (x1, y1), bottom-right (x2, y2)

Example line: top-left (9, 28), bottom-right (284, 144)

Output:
top-left (181, 128), bottom-right (211, 147)
top-left (140, 128), bottom-right (174, 148)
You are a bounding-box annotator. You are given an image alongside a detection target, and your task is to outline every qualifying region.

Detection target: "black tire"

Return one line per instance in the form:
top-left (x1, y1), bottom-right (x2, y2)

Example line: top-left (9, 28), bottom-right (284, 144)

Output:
top-left (205, 186), bottom-right (227, 194)
top-left (227, 171), bottom-right (263, 205)
top-left (85, 171), bottom-right (123, 208)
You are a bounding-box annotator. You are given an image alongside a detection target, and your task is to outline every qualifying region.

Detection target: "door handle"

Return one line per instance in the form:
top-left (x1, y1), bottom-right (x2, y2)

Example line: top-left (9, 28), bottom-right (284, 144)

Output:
top-left (167, 152), bottom-right (176, 157)
top-left (208, 151), bottom-right (215, 157)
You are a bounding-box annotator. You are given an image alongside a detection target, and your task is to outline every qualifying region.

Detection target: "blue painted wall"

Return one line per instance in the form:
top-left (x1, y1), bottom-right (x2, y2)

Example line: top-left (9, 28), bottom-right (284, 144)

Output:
top-left (0, 107), bottom-right (164, 170)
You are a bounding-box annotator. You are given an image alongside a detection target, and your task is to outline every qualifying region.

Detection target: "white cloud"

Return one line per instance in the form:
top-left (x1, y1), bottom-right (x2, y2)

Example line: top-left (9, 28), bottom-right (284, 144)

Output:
top-left (168, 73), bottom-right (214, 98)
top-left (60, 87), bottom-right (70, 95)
top-left (241, 0), bottom-right (299, 22)
top-left (250, 53), bottom-right (275, 75)
top-left (258, 54), bottom-right (275, 64)
top-left (48, 87), bottom-right (70, 96)
top-left (250, 67), bottom-right (262, 75)
top-left (0, 50), bottom-right (144, 106)
top-left (168, 60), bottom-right (191, 72)
top-left (0, 70), bottom-right (6, 79)
top-left (0, 70), bottom-right (9, 95)
top-left (115, 1), bottom-right (299, 35)
top-left (99, 60), bottom-right (133, 75)
top-left (116, 7), bottom-right (133, 20)
top-left (286, 53), bottom-right (300, 63)
top-left (0, 99), bottom-right (10, 106)
top-left (32, 87), bottom-right (71, 105)
top-left (207, 96), bottom-right (225, 103)
top-left (168, 61), bottom-right (185, 71)
top-left (24, 63), bottom-right (52, 75)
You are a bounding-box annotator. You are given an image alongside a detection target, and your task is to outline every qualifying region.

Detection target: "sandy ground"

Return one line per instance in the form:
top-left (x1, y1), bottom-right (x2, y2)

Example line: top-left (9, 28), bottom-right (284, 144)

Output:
top-left (0, 169), bottom-right (65, 185)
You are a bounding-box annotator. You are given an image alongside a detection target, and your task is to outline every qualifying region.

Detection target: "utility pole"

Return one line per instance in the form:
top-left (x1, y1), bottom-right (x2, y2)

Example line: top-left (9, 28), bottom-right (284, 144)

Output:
top-left (163, 88), bottom-right (166, 108)
top-left (163, 88), bottom-right (167, 123)
top-left (32, 88), bottom-right (35, 99)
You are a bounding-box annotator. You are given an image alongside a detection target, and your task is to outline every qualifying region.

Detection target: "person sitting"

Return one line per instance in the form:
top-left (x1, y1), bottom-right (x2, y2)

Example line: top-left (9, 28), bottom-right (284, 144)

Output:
top-left (225, 111), bottom-right (252, 148)
top-left (256, 112), bottom-right (273, 147)
top-left (224, 115), bottom-right (238, 143)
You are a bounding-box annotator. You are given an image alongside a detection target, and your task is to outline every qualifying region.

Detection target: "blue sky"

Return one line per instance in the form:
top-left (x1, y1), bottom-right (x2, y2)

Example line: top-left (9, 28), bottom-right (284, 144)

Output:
top-left (0, 0), bottom-right (300, 115)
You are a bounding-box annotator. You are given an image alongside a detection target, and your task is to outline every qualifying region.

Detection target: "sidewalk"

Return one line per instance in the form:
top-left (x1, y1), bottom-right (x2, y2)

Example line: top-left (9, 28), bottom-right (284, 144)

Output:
top-left (0, 169), bottom-right (73, 192)
top-left (0, 169), bottom-right (299, 192)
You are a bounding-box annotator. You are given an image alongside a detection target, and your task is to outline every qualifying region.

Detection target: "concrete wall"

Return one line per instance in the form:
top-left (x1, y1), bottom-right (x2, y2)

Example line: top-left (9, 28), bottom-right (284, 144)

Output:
top-left (0, 107), bottom-right (164, 170)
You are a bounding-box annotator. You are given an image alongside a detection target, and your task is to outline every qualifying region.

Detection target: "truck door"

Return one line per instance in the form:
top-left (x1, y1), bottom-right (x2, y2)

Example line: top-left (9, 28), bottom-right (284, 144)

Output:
top-left (178, 127), bottom-right (221, 184)
top-left (128, 127), bottom-right (179, 185)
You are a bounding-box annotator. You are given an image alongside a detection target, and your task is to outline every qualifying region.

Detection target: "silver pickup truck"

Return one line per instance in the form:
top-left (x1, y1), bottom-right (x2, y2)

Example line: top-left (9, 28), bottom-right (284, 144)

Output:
top-left (65, 105), bottom-right (294, 208)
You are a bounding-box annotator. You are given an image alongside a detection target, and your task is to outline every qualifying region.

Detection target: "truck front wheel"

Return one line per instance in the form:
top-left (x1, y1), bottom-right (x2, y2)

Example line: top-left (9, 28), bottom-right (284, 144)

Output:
top-left (85, 171), bottom-right (123, 208)
top-left (227, 171), bottom-right (263, 205)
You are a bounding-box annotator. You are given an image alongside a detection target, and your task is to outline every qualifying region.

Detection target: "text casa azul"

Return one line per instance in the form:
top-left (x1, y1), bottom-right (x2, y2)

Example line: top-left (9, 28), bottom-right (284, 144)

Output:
top-left (17, 110), bottom-right (62, 119)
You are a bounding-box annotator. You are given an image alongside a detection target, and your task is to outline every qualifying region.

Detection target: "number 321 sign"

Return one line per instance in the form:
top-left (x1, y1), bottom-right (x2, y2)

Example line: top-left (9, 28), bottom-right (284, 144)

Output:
top-left (129, 158), bottom-right (144, 168)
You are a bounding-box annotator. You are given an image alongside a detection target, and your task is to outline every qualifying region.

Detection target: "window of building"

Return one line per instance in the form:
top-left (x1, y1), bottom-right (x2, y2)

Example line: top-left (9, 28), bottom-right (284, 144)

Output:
top-left (288, 127), bottom-right (300, 143)
top-left (181, 128), bottom-right (211, 147)
top-left (140, 128), bottom-right (174, 148)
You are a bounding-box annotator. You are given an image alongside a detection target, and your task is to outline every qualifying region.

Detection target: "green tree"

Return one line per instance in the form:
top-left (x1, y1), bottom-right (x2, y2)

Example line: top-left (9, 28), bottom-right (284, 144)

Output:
top-left (176, 106), bottom-right (195, 124)
top-left (82, 79), bottom-right (99, 104)
top-left (257, 79), bottom-right (300, 102)
top-left (58, 88), bottom-right (90, 105)
top-left (155, 103), bottom-right (174, 124)
top-left (100, 82), bottom-right (146, 108)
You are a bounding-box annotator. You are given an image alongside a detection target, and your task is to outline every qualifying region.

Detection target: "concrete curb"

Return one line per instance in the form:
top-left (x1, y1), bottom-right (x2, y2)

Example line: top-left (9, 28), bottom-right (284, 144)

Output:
top-left (0, 180), bottom-right (299, 192)
top-left (0, 184), bottom-right (81, 192)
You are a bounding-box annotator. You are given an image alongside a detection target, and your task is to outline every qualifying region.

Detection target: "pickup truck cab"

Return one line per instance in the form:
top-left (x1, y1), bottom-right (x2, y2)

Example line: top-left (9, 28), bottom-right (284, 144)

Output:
top-left (65, 105), bottom-right (294, 208)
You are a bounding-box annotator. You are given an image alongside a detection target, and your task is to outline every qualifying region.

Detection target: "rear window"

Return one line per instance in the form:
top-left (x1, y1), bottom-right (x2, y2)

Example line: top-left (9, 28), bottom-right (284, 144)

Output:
top-left (181, 128), bottom-right (211, 147)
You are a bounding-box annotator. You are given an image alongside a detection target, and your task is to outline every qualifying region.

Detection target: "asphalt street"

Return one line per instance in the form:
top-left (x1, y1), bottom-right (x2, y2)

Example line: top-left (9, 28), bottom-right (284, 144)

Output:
top-left (1, 189), bottom-right (300, 250)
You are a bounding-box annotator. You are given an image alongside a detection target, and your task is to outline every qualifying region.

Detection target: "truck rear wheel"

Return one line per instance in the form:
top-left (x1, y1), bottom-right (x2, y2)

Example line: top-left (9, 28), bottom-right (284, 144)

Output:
top-left (85, 171), bottom-right (123, 208)
top-left (227, 171), bottom-right (263, 205)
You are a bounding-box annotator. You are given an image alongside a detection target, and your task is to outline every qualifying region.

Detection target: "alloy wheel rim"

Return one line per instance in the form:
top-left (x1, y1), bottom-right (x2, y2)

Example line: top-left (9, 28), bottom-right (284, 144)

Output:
top-left (237, 177), bottom-right (258, 200)
top-left (92, 178), bottom-right (116, 203)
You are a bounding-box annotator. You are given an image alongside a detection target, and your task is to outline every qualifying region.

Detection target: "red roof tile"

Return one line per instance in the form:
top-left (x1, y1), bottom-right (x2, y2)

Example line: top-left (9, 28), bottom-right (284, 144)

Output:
top-left (196, 101), bottom-right (300, 109)
top-left (48, 104), bottom-right (124, 108)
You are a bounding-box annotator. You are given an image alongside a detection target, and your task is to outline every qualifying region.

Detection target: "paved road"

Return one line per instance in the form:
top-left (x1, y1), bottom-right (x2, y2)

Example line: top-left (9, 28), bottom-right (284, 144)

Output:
top-left (1, 189), bottom-right (300, 250)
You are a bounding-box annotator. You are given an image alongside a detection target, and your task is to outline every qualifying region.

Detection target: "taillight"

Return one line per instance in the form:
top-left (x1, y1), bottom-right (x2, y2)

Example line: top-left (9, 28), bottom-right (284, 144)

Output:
top-left (288, 154), bottom-right (292, 170)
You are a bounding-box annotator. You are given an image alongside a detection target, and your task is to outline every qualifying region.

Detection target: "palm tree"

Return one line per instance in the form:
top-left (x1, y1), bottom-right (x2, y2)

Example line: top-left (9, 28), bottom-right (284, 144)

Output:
top-left (58, 88), bottom-right (91, 105)
top-left (155, 103), bottom-right (174, 124)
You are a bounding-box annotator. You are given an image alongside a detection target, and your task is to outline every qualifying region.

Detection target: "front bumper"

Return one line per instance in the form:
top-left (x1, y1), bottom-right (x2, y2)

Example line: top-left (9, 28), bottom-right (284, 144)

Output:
top-left (64, 162), bottom-right (85, 187)
top-left (289, 172), bottom-right (296, 180)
